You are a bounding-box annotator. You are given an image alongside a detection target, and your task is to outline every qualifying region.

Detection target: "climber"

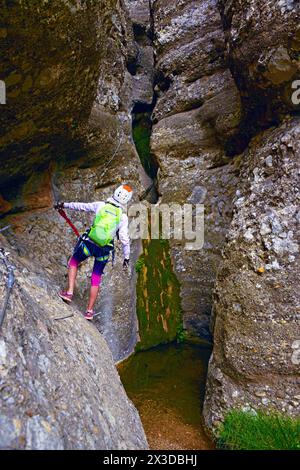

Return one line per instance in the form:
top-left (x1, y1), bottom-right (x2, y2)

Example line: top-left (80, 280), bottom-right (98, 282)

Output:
top-left (54, 184), bottom-right (133, 320)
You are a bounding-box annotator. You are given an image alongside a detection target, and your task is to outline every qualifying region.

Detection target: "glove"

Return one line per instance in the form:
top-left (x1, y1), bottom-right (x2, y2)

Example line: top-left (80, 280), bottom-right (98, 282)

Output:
top-left (54, 201), bottom-right (64, 210)
top-left (123, 259), bottom-right (130, 270)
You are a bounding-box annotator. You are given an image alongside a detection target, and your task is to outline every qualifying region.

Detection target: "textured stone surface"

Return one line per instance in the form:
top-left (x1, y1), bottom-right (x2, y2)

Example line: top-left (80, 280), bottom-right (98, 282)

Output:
top-left (153, 0), bottom-right (241, 142)
top-left (204, 117), bottom-right (300, 431)
top-left (125, 0), bottom-right (155, 107)
top-left (219, 0), bottom-right (300, 125)
top-left (1, 1), bottom-right (147, 362)
top-left (150, 0), bottom-right (241, 338)
top-left (0, 235), bottom-right (148, 450)
top-left (2, 0), bottom-right (300, 444)
top-left (0, 0), bottom-right (118, 197)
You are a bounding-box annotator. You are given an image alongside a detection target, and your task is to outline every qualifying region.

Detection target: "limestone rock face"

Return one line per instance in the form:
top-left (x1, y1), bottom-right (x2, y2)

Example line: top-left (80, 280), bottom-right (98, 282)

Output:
top-left (203, 0), bottom-right (300, 433)
top-left (0, 0), bottom-right (118, 198)
top-left (204, 117), bottom-right (300, 430)
top-left (151, 0), bottom-right (241, 338)
top-left (219, 0), bottom-right (300, 125)
top-left (0, 236), bottom-right (148, 450)
top-left (2, 0), bottom-right (300, 443)
top-left (124, 0), bottom-right (155, 107)
top-left (0, 3), bottom-right (150, 448)
top-left (152, 0), bottom-right (241, 140)
top-left (1, 1), bottom-right (146, 362)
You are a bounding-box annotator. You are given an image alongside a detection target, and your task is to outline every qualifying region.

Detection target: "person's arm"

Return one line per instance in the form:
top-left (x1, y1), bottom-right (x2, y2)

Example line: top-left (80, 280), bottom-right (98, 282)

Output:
top-left (118, 213), bottom-right (130, 260)
top-left (63, 202), bottom-right (104, 213)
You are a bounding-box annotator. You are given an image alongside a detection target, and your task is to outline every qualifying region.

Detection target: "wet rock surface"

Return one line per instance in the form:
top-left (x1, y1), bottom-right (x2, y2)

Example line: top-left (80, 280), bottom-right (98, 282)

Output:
top-left (0, 236), bottom-right (148, 450)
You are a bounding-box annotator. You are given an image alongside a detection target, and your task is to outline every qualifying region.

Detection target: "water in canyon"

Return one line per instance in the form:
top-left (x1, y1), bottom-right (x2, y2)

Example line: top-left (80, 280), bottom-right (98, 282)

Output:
top-left (118, 341), bottom-right (214, 450)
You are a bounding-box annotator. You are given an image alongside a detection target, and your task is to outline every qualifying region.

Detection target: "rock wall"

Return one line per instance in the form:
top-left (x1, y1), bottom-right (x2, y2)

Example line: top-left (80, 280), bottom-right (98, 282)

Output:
top-left (150, 0), bottom-right (241, 338)
top-left (0, 0), bottom-right (117, 204)
top-left (0, 235), bottom-right (147, 449)
top-left (0, 0), bottom-right (151, 450)
top-left (204, 117), bottom-right (300, 430)
top-left (204, 1), bottom-right (300, 431)
top-left (1, 0), bottom-right (149, 362)
top-left (219, 0), bottom-right (300, 133)
top-left (1, 0), bottom-right (300, 445)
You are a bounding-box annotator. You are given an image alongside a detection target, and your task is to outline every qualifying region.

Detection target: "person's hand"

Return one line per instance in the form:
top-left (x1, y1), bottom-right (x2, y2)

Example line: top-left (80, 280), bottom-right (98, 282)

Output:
top-left (123, 259), bottom-right (130, 270)
top-left (54, 201), bottom-right (64, 210)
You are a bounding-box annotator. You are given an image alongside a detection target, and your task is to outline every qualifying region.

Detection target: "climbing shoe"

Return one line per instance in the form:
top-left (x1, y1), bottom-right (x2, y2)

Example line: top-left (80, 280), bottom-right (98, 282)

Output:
top-left (84, 310), bottom-right (94, 321)
top-left (58, 291), bottom-right (73, 304)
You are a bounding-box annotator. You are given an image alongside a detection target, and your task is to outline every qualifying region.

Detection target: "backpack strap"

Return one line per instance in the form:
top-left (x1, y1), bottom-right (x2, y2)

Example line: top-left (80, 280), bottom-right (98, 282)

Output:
top-left (106, 200), bottom-right (123, 213)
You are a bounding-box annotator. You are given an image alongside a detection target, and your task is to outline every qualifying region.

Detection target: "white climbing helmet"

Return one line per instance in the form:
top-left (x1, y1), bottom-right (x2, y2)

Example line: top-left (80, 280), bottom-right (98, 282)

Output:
top-left (113, 184), bottom-right (133, 205)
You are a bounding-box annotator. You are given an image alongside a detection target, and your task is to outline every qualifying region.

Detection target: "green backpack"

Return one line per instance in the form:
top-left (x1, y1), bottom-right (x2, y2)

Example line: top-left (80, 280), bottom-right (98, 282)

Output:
top-left (89, 203), bottom-right (122, 247)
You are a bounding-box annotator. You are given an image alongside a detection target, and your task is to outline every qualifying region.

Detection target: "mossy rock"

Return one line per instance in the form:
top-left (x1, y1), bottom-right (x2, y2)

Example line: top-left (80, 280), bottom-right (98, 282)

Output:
top-left (135, 238), bottom-right (183, 351)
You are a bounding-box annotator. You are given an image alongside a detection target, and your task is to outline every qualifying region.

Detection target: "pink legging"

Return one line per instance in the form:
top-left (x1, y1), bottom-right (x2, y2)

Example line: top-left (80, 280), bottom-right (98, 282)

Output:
top-left (69, 256), bottom-right (103, 287)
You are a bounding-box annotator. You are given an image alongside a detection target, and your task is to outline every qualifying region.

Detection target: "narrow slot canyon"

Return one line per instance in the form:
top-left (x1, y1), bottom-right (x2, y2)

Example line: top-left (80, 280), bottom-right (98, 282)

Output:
top-left (0, 0), bottom-right (299, 452)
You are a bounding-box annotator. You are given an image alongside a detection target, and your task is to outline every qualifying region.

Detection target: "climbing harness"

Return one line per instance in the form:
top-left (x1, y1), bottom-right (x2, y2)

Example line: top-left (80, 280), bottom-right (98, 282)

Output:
top-left (0, 248), bottom-right (15, 330)
top-left (69, 229), bottom-right (116, 266)
top-left (57, 208), bottom-right (116, 263)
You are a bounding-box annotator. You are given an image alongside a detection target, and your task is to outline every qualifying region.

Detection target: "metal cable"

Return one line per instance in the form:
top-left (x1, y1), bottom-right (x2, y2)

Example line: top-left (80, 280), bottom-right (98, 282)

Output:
top-left (0, 248), bottom-right (15, 330)
top-left (54, 313), bottom-right (74, 321)
top-left (99, 133), bottom-right (123, 182)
